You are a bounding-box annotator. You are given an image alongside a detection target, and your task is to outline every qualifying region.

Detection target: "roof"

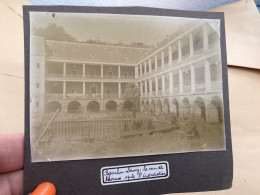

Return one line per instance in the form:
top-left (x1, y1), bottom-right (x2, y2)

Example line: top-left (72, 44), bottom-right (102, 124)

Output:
top-left (45, 40), bottom-right (151, 65)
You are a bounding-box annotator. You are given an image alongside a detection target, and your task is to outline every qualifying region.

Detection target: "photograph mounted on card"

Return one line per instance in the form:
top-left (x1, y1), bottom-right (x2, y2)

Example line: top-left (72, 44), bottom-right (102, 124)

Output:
top-left (29, 9), bottom-right (226, 162)
top-left (24, 6), bottom-right (232, 195)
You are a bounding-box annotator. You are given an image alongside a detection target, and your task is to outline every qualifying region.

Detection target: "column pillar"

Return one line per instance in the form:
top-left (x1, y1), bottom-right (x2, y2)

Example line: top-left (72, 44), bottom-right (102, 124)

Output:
top-left (83, 64), bottom-right (85, 78)
top-left (101, 82), bottom-right (104, 98)
top-left (178, 40), bottom-right (182, 62)
top-left (205, 59), bottom-right (211, 92)
top-left (203, 24), bottom-right (209, 51)
top-left (140, 64), bottom-right (142, 77)
top-left (149, 58), bottom-right (152, 73)
top-left (162, 75), bottom-right (165, 95)
top-left (168, 46), bottom-right (172, 66)
top-left (179, 69), bottom-right (183, 94)
top-left (101, 64), bottom-right (103, 78)
top-left (144, 80), bottom-right (147, 97)
top-left (83, 82), bottom-right (86, 98)
top-left (118, 82), bottom-right (121, 98)
top-left (144, 62), bottom-right (147, 75)
top-left (161, 51), bottom-right (164, 68)
top-left (149, 79), bottom-right (152, 95)
top-left (63, 81), bottom-right (66, 99)
top-left (155, 77), bottom-right (158, 96)
top-left (135, 66), bottom-right (138, 79)
top-left (63, 62), bottom-right (66, 77)
top-left (155, 55), bottom-right (158, 70)
top-left (189, 33), bottom-right (194, 57)
top-left (118, 65), bottom-right (121, 79)
top-left (169, 72), bottom-right (173, 95)
top-left (191, 64), bottom-right (195, 93)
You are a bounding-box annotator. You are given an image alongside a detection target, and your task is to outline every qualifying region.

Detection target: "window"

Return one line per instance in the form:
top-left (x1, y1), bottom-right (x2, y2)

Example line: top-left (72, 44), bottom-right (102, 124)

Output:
top-left (165, 77), bottom-right (169, 89)
top-left (195, 67), bottom-right (205, 84)
top-left (123, 72), bottom-right (128, 78)
top-left (173, 74), bottom-right (179, 88)
top-left (36, 83), bottom-right (39, 88)
top-left (37, 63), bottom-right (40, 68)
top-left (210, 63), bottom-right (219, 81)
top-left (108, 71), bottom-right (113, 78)
top-left (183, 71), bottom-right (191, 86)
top-left (152, 81), bottom-right (156, 91)
top-left (91, 85), bottom-right (96, 94)
top-left (158, 78), bottom-right (162, 90)
top-left (72, 70), bottom-right (77, 77)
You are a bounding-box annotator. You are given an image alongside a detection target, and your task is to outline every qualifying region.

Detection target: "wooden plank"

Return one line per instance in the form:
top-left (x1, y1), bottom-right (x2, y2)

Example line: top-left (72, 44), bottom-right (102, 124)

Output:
top-left (34, 109), bottom-right (60, 146)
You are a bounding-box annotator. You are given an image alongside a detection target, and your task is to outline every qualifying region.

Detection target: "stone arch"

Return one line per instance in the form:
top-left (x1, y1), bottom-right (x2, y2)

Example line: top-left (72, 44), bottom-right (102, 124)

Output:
top-left (194, 97), bottom-right (206, 121)
top-left (209, 96), bottom-right (223, 123)
top-left (163, 98), bottom-right (170, 113)
top-left (105, 100), bottom-right (117, 111)
top-left (150, 100), bottom-right (156, 112)
top-left (172, 98), bottom-right (179, 117)
top-left (182, 97), bottom-right (190, 119)
top-left (156, 99), bottom-right (162, 113)
top-left (67, 101), bottom-right (83, 113)
top-left (46, 101), bottom-right (61, 113)
top-left (145, 100), bottom-right (150, 111)
top-left (124, 100), bottom-right (135, 111)
top-left (87, 101), bottom-right (100, 112)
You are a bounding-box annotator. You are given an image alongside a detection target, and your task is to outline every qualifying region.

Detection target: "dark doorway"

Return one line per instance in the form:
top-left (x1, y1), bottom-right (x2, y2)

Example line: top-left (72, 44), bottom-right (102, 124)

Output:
top-left (67, 101), bottom-right (82, 113)
top-left (87, 101), bottom-right (100, 112)
top-left (105, 101), bottom-right (117, 111)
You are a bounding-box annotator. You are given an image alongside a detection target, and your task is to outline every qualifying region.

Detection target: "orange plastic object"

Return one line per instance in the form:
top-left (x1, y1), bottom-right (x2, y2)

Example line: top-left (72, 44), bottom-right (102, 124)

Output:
top-left (31, 182), bottom-right (56, 195)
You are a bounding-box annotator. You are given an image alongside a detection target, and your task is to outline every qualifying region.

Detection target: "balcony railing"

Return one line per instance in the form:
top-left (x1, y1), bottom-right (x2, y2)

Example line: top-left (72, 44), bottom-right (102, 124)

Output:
top-left (193, 47), bottom-right (203, 55)
top-left (173, 88), bottom-right (179, 94)
top-left (103, 93), bottom-right (118, 98)
top-left (195, 83), bottom-right (206, 92)
top-left (67, 93), bottom-right (83, 98)
top-left (103, 75), bottom-right (118, 79)
top-left (164, 88), bottom-right (169, 95)
top-left (86, 93), bottom-right (102, 98)
top-left (182, 53), bottom-right (190, 61)
top-left (183, 86), bottom-right (191, 93)
top-left (86, 75), bottom-right (101, 79)
top-left (121, 75), bottom-right (135, 79)
top-left (66, 74), bottom-right (83, 78)
top-left (47, 74), bottom-right (63, 78)
top-left (209, 41), bottom-right (219, 49)
top-left (211, 80), bottom-right (222, 91)
top-left (46, 93), bottom-right (63, 98)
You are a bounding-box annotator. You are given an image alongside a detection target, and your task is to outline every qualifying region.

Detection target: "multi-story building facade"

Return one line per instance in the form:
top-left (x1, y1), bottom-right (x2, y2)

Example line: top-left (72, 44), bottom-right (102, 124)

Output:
top-left (30, 20), bottom-right (223, 125)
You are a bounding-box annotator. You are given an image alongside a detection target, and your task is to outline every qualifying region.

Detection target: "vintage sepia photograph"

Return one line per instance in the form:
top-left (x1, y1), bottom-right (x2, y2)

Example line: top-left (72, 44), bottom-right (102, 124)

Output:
top-left (29, 12), bottom-right (226, 162)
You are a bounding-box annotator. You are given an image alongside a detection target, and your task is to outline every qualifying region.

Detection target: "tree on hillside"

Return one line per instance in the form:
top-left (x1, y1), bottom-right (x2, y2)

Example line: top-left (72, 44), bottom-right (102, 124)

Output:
top-left (33, 23), bottom-right (77, 42)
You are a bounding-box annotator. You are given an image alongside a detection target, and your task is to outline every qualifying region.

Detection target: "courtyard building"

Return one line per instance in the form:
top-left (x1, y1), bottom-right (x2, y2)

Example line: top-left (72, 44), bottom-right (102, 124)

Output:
top-left (30, 20), bottom-right (223, 125)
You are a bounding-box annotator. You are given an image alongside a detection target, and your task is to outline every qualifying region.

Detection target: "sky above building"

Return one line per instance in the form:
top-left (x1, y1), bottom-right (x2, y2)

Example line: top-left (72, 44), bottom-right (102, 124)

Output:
top-left (30, 12), bottom-right (217, 46)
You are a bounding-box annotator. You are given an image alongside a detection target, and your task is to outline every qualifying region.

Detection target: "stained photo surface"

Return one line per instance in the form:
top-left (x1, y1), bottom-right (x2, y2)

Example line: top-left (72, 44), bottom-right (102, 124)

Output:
top-left (30, 12), bottom-right (226, 162)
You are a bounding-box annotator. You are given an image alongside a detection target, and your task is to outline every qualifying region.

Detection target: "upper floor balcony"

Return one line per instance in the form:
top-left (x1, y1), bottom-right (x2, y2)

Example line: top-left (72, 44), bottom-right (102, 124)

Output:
top-left (45, 62), bottom-right (136, 82)
top-left (46, 73), bottom-right (135, 81)
top-left (138, 40), bottom-right (220, 79)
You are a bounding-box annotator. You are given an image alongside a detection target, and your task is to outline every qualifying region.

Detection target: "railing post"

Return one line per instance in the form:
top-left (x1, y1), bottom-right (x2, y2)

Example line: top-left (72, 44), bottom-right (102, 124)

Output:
top-left (63, 62), bottom-right (66, 77)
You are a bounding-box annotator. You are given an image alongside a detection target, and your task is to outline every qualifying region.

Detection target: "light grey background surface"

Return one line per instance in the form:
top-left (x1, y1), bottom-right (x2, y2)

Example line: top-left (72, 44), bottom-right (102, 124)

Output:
top-left (29, 0), bottom-right (240, 11)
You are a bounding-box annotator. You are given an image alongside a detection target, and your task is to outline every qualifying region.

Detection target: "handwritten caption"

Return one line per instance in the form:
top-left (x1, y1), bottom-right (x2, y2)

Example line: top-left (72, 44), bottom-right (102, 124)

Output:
top-left (101, 161), bottom-right (169, 185)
